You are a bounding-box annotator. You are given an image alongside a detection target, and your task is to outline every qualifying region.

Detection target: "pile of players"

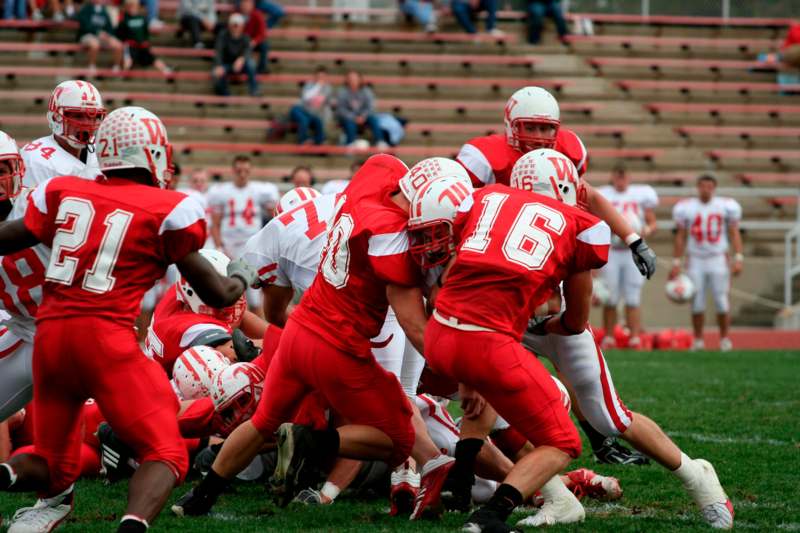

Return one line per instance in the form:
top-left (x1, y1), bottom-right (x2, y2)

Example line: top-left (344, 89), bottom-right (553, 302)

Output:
top-left (0, 80), bottom-right (734, 533)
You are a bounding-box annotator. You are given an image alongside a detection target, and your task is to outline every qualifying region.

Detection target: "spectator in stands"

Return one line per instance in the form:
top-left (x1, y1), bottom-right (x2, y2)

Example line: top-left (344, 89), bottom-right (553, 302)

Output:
top-left (289, 66), bottom-right (332, 146)
top-left (143, 0), bottom-right (164, 30)
top-left (212, 13), bottom-right (260, 96)
top-left (526, 0), bottom-right (568, 44)
top-left (117, 0), bottom-right (172, 75)
top-left (451, 0), bottom-right (503, 36)
top-left (289, 166), bottom-right (315, 188)
top-left (49, 0), bottom-right (75, 22)
top-left (781, 21), bottom-right (800, 69)
top-left (3, 0), bottom-right (31, 20)
top-left (76, 0), bottom-right (124, 75)
top-left (238, 0), bottom-right (268, 74)
top-left (400, 0), bottom-right (438, 33)
top-left (336, 70), bottom-right (386, 148)
top-left (178, 0), bottom-right (217, 48)
top-left (255, 0), bottom-right (283, 28)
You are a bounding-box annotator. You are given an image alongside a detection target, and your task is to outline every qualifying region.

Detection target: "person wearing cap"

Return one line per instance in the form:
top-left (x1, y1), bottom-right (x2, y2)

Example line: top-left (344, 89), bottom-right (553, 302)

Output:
top-left (212, 13), bottom-right (260, 97)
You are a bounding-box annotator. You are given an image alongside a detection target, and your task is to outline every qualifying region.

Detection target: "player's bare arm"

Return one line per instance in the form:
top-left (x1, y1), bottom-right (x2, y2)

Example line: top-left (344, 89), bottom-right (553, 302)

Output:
top-left (238, 310), bottom-right (268, 340)
top-left (175, 251), bottom-right (249, 308)
top-left (671, 225), bottom-right (688, 278)
top-left (261, 284), bottom-right (294, 327)
top-left (543, 270), bottom-right (592, 336)
top-left (644, 207), bottom-right (657, 237)
top-left (0, 218), bottom-right (39, 255)
top-left (210, 210), bottom-right (225, 252)
top-left (387, 284), bottom-right (427, 354)
top-left (729, 221), bottom-right (744, 276)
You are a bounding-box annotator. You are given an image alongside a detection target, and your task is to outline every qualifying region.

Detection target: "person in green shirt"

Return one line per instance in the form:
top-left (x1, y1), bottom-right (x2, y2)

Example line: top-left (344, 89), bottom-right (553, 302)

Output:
top-left (76, 0), bottom-right (123, 75)
top-left (117, 0), bottom-right (172, 75)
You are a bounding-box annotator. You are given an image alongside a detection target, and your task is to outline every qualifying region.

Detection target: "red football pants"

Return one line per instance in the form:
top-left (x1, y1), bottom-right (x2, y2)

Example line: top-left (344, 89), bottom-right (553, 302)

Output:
top-left (32, 317), bottom-right (188, 495)
top-left (425, 320), bottom-right (581, 458)
top-left (251, 318), bottom-right (415, 467)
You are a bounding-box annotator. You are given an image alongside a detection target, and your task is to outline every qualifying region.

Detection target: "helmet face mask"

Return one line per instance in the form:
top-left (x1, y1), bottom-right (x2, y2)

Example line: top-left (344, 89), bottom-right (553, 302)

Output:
top-left (211, 362), bottom-right (265, 436)
top-left (511, 118), bottom-right (559, 153)
top-left (0, 155), bottom-right (23, 202)
top-left (409, 221), bottom-right (454, 269)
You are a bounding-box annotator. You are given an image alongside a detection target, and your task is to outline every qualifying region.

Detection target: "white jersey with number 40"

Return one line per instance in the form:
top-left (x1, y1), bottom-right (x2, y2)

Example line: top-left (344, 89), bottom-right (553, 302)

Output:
top-left (241, 193), bottom-right (338, 295)
top-left (672, 197), bottom-right (742, 258)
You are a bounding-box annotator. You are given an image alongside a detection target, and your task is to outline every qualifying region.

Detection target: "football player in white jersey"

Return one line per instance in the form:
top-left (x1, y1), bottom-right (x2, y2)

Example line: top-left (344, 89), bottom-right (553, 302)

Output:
top-left (178, 168), bottom-right (214, 248)
top-left (671, 174), bottom-right (743, 352)
top-left (208, 155), bottom-right (279, 312)
top-left (597, 167), bottom-right (658, 349)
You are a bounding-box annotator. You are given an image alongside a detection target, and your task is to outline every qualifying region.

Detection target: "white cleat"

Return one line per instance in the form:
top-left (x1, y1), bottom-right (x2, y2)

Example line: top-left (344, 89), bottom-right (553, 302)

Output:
top-left (683, 459), bottom-right (734, 529)
top-left (691, 338), bottom-right (705, 352)
top-left (8, 487), bottom-right (74, 533)
top-left (719, 338), bottom-right (733, 352)
top-left (515, 491), bottom-right (585, 527)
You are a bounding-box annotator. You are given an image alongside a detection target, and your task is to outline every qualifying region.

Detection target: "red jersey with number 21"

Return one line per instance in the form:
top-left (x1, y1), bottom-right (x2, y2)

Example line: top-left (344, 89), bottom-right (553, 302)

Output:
top-left (436, 185), bottom-right (609, 340)
top-left (23, 176), bottom-right (207, 324)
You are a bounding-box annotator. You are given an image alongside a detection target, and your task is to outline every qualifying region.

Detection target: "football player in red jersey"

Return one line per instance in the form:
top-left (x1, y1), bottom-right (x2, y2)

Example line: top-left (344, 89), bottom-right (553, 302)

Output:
top-left (456, 85), bottom-right (655, 466)
top-left (420, 149), bottom-right (610, 533)
top-left (0, 106), bottom-right (257, 533)
top-left (171, 156), bottom-right (471, 521)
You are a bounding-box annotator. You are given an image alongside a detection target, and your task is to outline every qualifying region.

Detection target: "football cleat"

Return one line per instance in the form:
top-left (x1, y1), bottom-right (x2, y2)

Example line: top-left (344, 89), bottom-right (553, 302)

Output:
top-left (171, 486), bottom-right (218, 517)
top-left (294, 488), bottom-right (330, 505)
top-left (593, 437), bottom-right (650, 466)
top-left (410, 455), bottom-right (455, 520)
top-left (462, 507), bottom-right (518, 533)
top-left (390, 462), bottom-right (420, 516)
top-left (515, 489), bottom-right (585, 527)
top-left (192, 443), bottom-right (222, 476)
top-left (565, 468), bottom-right (623, 501)
top-left (8, 486), bottom-right (73, 533)
top-left (441, 468), bottom-right (473, 513)
top-left (274, 423), bottom-right (320, 508)
top-left (97, 422), bottom-right (138, 483)
top-left (691, 338), bottom-right (706, 352)
top-left (719, 337), bottom-right (733, 352)
top-left (683, 459), bottom-right (734, 529)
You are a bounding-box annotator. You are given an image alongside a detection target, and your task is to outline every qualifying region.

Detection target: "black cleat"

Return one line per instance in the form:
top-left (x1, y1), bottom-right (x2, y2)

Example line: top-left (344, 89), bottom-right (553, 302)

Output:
top-left (462, 507), bottom-right (519, 533)
top-left (97, 422), bottom-right (137, 483)
top-left (193, 443), bottom-right (222, 476)
top-left (171, 487), bottom-right (218, 517)
top-left (273, 423), bottom-right (320, 507)
top-left (232, 329), bottom-right (260, 362)
top-left (441, 470), bottom-right (473, 513)
top-left (593, 437), bottom-right (650, 465)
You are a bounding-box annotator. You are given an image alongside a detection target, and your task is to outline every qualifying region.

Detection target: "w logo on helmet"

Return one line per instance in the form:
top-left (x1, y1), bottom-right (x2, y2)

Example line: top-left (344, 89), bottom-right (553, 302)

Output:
top-left (141, 118), bottom-right (167, 145)
top-left (437, 180), bottom-right (471, 208)
top-left (504, 97), bottom-right (518, 122)
top-left (547, 156), bottom-right (575, 183)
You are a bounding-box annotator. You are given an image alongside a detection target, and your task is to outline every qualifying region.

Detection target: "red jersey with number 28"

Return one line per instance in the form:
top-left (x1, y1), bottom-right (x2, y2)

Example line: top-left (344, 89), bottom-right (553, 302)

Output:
top-left (436, 185), bottom-right (609, 340)
top-left (290, 154), bottom-right (420, 357)
top-left (23, 176), bottom-right (207, 324)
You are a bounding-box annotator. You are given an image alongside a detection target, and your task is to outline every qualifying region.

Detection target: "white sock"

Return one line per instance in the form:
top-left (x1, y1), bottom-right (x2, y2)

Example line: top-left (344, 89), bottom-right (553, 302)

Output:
top-left (320, 481), bottom-right (340, 501)
top-left (539, 475), bottom-right (573, 502)
top-left (120, 514), bottom-right (149, 529)
top-left (672, 452), bottom-right (699, 484)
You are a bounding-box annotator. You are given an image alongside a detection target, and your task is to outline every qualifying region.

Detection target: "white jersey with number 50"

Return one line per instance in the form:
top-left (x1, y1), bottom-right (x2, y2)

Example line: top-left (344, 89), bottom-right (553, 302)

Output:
top-left (672, 197), bottom-right (742, 258)
top-left (241, 193), bottom-right (337, 295)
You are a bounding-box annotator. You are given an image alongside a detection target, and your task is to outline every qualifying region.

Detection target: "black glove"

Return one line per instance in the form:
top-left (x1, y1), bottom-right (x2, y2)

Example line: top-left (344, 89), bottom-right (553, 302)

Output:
top-left (227, 258), bottom-right (259, 289)
top-left (527, 315), bottom-right (554, 336)
top-left (232, 328), bottom-right (260, 362)
top-left (629, 238), bottom-right (657, 280)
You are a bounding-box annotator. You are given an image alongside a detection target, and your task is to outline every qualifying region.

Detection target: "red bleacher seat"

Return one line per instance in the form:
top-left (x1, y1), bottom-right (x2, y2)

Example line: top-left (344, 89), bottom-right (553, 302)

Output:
top-left (618, 79), bottom-right (800, 95)
top-left (736, 172), bottom-right (800, 185)
top-left (645, 102), bottom-right (800, 118)
top-left (591, 57), bottom-right (762, 73)
top-left (707, 149), bottom-right (800, 163)
top-left (565, 34), bottom-right (778, 52)
top-left (565, 12), bottom-right (790, 28)
top-left (677, 125), bottom-right (800, 139)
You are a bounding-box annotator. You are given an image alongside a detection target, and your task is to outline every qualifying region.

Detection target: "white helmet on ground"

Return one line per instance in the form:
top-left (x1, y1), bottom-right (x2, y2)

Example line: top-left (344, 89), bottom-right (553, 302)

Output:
top-left (504, 86), bottom-right (560, 152)
top-left (592, 277), bottom-right (612, 307)
top-left (173, 346), bottom-right (231, 400)
top-left (95, 106), bottom-right (173, 188)
top-left (551, 375), bottom-right (571, 413)
top-left (408, 175), bottom-right (473, 269)
top-left (510, 148), bottom-right (585, 207)
top-left (0, 130), bottom-right (23, 201)
top-left (176, 248), bottom-right (246, 326)
top-left (399, 157), bottom-right (470, 201)
top-left (276, 186), bottom-right (320, 215)
top-left (665, 273), bottom-right (696, 304)
top-left (47, 80), bottom-right (106, 149)
top-left (211, 362), bottom-right (266, 436)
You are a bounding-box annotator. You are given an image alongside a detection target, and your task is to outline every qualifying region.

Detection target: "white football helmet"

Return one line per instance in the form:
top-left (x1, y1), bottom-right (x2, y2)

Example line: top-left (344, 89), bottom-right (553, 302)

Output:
top-left (504, 86), bottom-right (560, 152)
top-left (0, 130), bottom-right (23, 201)
top-left (211, 362), bottom-right (266, 436)
top-left (176, 248), bottom-right (246, 326)
top-left (510, 148), bottom-right (585, 207)
top-left (276, 186), bottom-right (320, 215)
top-left (551, 375), bottom-right (571, 413)
top-left (408, 175), bottom-right (473, 269)
top-left (665, 273), bottom-right (696, 304)
top-left (95, 106), bottom-right (173, 188)
top-left (47, 80), bottom-right (106, 149)
top-left (173, 346), bottom-right (231, 400)
top-left (399, 157), bottom-right (470, 201)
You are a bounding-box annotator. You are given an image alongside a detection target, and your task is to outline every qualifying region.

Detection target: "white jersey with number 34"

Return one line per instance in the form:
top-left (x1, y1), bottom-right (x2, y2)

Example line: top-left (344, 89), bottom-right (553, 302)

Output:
top-left (672, 196), bottom-right (742, 258)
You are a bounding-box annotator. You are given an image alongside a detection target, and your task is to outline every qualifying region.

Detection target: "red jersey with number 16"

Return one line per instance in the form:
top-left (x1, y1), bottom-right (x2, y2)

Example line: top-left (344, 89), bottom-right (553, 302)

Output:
top-left (23, 176), bottom-right (207, 324)
top-left (436, 185), bottom-right (609, 340)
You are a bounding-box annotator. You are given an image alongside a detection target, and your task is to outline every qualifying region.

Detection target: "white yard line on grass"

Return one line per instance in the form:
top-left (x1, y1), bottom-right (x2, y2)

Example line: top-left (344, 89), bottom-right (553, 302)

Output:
top-left (669, 431), bottom-right (793, 446)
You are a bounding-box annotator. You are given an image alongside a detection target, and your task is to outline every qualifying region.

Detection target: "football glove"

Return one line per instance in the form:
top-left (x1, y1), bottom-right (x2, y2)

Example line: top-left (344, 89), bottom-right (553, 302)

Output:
top-left (527, 315), bottom-right (554, 336)
top-left (232, 328), bottom-right (260, 362)
top-left (227, 258), bottom-right (259, 289)
top-left (629, 238), bottom-right (657, 280)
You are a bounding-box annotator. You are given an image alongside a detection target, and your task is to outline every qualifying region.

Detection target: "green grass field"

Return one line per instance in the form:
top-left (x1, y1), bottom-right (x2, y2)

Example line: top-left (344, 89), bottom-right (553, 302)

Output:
top-left (2, 350), bottom-right (798, 532)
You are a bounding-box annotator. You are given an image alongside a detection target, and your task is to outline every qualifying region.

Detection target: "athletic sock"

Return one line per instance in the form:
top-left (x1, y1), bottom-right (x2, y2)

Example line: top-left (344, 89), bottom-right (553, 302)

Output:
top-left (484, 483), bottom-right (523, 522)
top-left (451, 438), bottom-right (483, 480)
top-left (579, 420), bottom-right (608, 451)
top-left (672, 452), bottom-right (700, 484)
top-left (117, 514), bottom-right (148, 533)
top-left (197, 468), bottom-right (229, 498)
top-left (0, 463), bottom-right (17, 490)
top-left (539, 475), bottom-right (573, 502)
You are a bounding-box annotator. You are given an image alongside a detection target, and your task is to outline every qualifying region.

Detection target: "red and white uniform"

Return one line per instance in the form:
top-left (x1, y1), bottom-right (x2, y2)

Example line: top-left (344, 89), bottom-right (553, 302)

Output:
top-left (672, 196), bottom-right (742, 314)
top-left (456, 129), bottom-right (588, 188)
top-left (427, 185), bottom-right (609, 457)
top-left (0, 138), bottom-right (100, 421)
top-left (250, 154), bottom-right (417, 467)
top-left (597, 184), bottom-right (658, 307)
top-left (144, 285), bottom-right (231, 377)
top-left (207, 181), bottom-right (279, 258)
top-left (22, 175), bottom-right (206, 494)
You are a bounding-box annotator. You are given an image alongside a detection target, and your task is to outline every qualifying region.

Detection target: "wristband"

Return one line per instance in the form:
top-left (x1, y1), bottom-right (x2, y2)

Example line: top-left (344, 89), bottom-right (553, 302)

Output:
top-left (672, 258), bottom-right (682, 267)
top-left (734, 253), bottom-right (744, 262)
top-left (321, 481), bottom-right (341, 501)
top-left (624, 233), bottom-right (641, 246)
